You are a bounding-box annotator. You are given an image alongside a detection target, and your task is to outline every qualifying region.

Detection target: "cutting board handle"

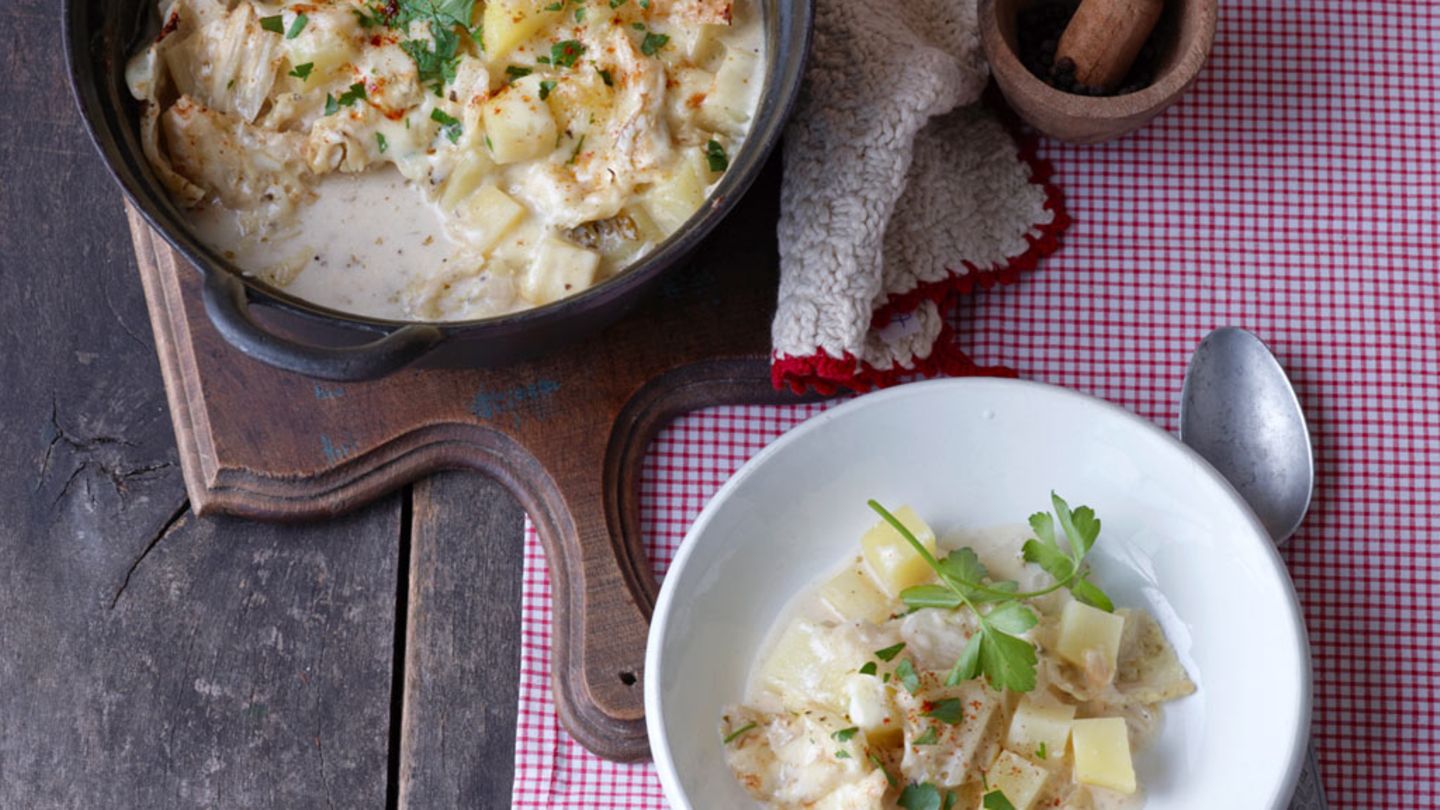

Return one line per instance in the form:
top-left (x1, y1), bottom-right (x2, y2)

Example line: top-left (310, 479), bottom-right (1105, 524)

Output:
top-left (520, 358), bottom-right (809, 761)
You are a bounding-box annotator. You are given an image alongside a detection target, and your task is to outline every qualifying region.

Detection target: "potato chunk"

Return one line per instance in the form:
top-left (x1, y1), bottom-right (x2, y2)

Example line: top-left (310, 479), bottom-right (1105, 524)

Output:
top-left (817, 562), bottom-right (893, 624)
top-left (483, 0), bottom-right (561, 59)
top-left (1005, 696), bottom-right (1075, 763)
top-left (483, 76), bottom-right (558, 165)
top-left (1056, 601), bottom-right (1126, 682)
top-left (520, 235), bottom-right (600, 305)
top-left (454, 185), bottom-right (526, 255)
top-left (859, 506), bottom-right (937, 598)
top-left (1070, 718), bottom-right (1136, 795)
top-left (986, 750), bottom-right (1051, 810)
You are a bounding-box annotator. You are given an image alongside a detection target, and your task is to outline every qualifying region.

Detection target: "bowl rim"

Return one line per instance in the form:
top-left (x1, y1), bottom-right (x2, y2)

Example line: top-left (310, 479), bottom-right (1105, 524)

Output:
top-left (644, 376), bottom-right (1311, 810)
top-left (62, 0), bottom-right (814, 333)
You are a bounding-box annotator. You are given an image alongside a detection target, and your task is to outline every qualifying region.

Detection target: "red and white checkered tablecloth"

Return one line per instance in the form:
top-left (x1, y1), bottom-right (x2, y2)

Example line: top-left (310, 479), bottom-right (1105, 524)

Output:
top-left (511, 1), bottom-right (1440, 807)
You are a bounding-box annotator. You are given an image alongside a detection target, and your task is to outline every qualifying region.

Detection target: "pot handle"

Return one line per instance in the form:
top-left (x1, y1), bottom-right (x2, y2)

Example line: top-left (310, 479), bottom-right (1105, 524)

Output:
top-left (202, 272), bottom-right (444, 381)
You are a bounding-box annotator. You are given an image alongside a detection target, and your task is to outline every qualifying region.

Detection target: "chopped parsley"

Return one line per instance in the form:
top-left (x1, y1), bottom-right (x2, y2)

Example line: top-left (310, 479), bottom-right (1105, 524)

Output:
top-left (830, 727), bottom-right (858, 743)
top-left (858, 661), bottom-right (877, 676)
top-left (610, 0), bottom-right (628, 7)
top-left (259, 14), bottom-right (284, 34)
top-left (286, 13), bottom-right (308, 39)
top-left (288, 62), bottom-right (314, 81)
top-left (913, 726), bottom-right (939, 746)
top-left (705, 139), bottom-right (729, 172)
top-left (895, 658), bottom-right (920, 694)
top-left (574, 6), bottom-right (586, 21)
top-left (924, 698), bottom-right (965, 725)
top-left (874, 642), bottom-right (906, 662)
top-left (337, 82), bottom-right (368, 107)
top-left (551, 39), bottom-right (585, 68)
top-left (567, 134), bottom-right (586, 164)
top-left (356, 0), bottom-right (479, 95)
top-left (983, 791), bottom-right (1017, 810)
top-left (323, 93), bottom-right (339, 116)
top-left (639, 0), bottom-right (650, 7)
top-left (376, 132), bottom-right (389, 153)
top-left (544, 1), bottom-right (562, 9)
top-left (1036, 741), bottom-right (1048, 760)
top-left (402, 31), bottom-right (462, 96)
top-left (834, 749), bottom-right (850, 759)
top-left (722, 721), bottom-right (757, 745)
top-left (430, 108), bottom-right (463, 143)
top-left (640, 31), bottom-right (670, 56)
top-left (538, 79), bottom-right (557, 100)
top-left (631, 21), bottom-right (646, 30)
top-left (597, 67), bottom-right (614, 86)
top-left (506, 65), bottom-right (534, 81)
top-left (898, 783), bottom-right (941, 810)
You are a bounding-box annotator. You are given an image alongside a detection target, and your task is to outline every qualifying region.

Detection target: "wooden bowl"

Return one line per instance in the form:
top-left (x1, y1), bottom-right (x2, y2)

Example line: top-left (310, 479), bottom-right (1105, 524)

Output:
top-left (981, 0), bottom-right (1217, 143)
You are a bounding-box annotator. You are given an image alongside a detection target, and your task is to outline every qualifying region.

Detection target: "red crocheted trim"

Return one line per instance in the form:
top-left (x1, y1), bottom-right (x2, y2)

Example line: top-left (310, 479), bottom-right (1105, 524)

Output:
top-left (772, 132), bottom-right (1069, 395)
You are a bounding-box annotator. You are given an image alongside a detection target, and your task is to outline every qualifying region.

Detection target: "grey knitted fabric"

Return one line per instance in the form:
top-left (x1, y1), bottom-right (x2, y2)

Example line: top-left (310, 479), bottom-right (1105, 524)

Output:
top-left (773, 0), bottom-right (1055, 378)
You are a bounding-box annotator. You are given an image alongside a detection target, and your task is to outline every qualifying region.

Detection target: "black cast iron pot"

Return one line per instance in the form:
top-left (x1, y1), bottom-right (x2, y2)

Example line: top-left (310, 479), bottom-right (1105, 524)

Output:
top-left (65, 0), bottom-right (812, 380)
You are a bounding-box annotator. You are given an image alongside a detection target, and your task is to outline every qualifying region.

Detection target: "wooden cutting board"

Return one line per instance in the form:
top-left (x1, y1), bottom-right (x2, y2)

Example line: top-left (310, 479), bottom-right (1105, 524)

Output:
top-left (124, 167), bottom-right (818, 762)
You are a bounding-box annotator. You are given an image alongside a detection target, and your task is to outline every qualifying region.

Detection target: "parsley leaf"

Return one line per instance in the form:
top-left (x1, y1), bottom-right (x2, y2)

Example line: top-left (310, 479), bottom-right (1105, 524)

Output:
top-left (259, 14), bottom-right (284, 34)
top-left (288, 62), bottom-right (315, 81)
top-left (705, 139), bottom-right (729, 172)
top-left (597, 67), bottom-right (614, 86)
top-left (430, 108), bottom-right (463, 143)
top-left (913, 726), bottom-right (939, 745)
top-left (924, 698), bottom-right (964, 725)
top-left (323, 93), bottom-right (339, 116)
top-left (337, 82), bottom-right (368, 107)
top-left (610, 0), bottom-right (628, 7)
top-left (895, 658), bottom-right (920, 694)
top-left (874, 642), bottom-right (906, 662)
top-left (859, 661), bottom-right (877, 676)
top-left (538, 79), bottom-right (557, 100)
top-left (835, 749), bottom-right (850, 759)
top-left (506, 65), bottom-right (534, 81)
top-left (898, 782), bottom-right (942, 810)
top-left (831, 727), bottom-right (858, 743)
top-left (1036, 741), bottom-right (1048, 760)
top-left (944, 633), bottom-right (982, 685)
top-left (376, 132), bottom-right (389, 153)
top-left (551, 39), bottom-right (585, 68)
top-left (641, 31), bottom-right (670, 56)
top-left (983, 791), bottom-right (1018, 810)
top-left (286, 13), bottom-right (308, 39)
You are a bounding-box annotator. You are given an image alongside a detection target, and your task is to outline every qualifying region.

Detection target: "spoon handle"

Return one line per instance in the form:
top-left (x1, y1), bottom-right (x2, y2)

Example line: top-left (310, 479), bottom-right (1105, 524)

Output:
top-left (1288, 741), bottom-right (1329, 809)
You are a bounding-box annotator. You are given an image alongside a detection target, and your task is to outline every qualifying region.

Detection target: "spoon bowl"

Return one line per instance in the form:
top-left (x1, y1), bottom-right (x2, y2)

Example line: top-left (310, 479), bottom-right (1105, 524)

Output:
top-left (1180, 327), bottom-right (1314, 544)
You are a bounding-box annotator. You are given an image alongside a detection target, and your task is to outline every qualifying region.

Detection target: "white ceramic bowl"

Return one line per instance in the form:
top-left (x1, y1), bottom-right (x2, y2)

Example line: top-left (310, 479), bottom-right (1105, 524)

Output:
top-left (645, 378), bottom-right (1310, 809)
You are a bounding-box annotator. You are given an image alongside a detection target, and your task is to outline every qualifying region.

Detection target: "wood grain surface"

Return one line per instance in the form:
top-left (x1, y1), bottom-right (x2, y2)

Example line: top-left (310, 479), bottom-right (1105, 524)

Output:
top-left (0, 0), bottom-right (521, 803)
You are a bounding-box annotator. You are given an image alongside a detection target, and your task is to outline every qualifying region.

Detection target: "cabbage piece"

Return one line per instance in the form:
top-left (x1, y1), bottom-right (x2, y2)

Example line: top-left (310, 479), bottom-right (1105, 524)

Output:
top-left (896, 677), bottom-right (1007, 790)
top-left (722, 707), bottom-right (886, 809)
top-left (163, 1), bottom-right (282, 123)
top-left (127, 43), bottom-right (206, 206)
top-left (1115, 609), bottom-right (1196, 704)
top-left (161, 96), bottom-right (310, 229)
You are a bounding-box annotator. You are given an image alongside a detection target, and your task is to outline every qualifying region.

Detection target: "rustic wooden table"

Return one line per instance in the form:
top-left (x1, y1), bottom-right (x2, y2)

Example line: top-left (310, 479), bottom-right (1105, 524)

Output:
top-left (0, 4), bottom-right (525, 806)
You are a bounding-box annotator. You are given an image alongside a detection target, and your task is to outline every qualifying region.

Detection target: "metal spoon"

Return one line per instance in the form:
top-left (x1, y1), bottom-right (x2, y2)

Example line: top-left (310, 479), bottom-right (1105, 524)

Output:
top-left (1180, 326), bottom-right (1327, 809)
